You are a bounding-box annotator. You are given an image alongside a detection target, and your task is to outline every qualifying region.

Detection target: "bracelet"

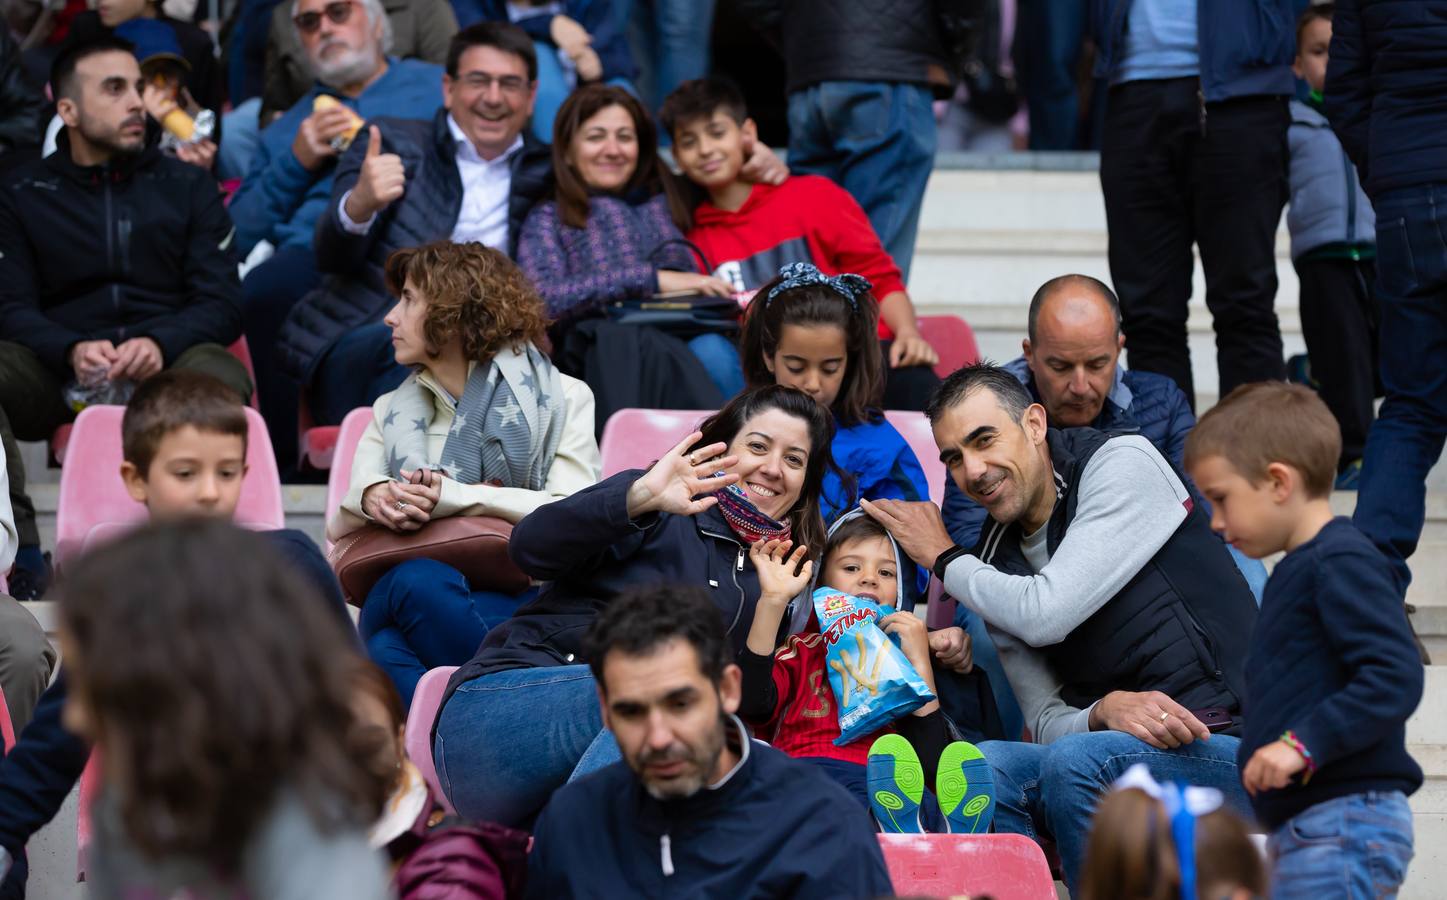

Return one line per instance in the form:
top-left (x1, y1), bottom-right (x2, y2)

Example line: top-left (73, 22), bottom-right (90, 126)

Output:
top-left (1280, 730), bottom-right (1316, 784)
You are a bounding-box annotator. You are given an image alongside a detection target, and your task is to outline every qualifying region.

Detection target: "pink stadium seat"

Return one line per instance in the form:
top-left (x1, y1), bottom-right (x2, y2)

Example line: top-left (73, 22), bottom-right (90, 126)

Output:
top-left (878, 833), bottom-right (1057, 900)
top-left (51, 339), bottom-right (259, 464)
top-left (882, 410), bottom-right (946, 507)
top-left (54, 405), bottom-right (286, 566)
top-left (599, 409), bottom-right (714, 478)
top-left (323, 407), bottom-right (377, 551)
top-left (76, 753), bottom-right (101, 880)
top-left (0, 689), bottom-right (14, 753)
top-left (405, 666), bottom-right (459, 816)
top-left (917, 314), bottom-right (982, 379)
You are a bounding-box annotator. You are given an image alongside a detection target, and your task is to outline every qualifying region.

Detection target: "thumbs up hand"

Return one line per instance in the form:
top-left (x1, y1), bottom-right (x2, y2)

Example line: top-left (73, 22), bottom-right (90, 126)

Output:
top-left (344, 125), bottom-right (407, 223)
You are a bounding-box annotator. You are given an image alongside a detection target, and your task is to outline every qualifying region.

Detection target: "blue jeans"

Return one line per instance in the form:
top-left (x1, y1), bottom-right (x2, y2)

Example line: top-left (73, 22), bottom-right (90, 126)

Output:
top-left (623, 0), bottom-right (715, 112)
top-left (686, 332), bottom-right (745, 400)
top-left (981, 731), bottom-right (1249, 892)
top-left (531, 40), bottom-right (636, 143)
top-left (1353, 183), bottom-right (1447, 596)
top-left (952, 606), bottom-right (1025, 742)
top-left (434, 664), bottom-right (621, 826)
top-left (308, 322), bottom-right (410, 426)
top-left (1269, 792), bottom-right (1414, 899)
top-left (1013, 0), bottom-right (1088, 150)
top-left (218, 97), bottom-right (264, 182)
top-left (787, 81), bottom-right (937, 281)
top-left (360, 558), bottom-right (535, 707)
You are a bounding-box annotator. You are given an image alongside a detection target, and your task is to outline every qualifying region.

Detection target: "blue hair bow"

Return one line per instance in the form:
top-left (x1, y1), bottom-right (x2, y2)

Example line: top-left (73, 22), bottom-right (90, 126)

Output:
top-left (1113, 764), bottom-right (1225, 900)
top-left (763, 262), bottom-right (872, 312)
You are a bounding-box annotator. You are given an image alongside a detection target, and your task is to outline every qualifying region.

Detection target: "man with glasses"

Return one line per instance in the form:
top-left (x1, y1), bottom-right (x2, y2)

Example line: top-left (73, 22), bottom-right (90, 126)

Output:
top-left (229, 0), bottom-right (443, 474)
top-left (272, 22), bottom-right (554, 430)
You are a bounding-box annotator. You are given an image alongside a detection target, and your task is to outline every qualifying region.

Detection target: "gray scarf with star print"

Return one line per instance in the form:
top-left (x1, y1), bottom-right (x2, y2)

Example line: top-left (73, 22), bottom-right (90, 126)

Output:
top-left (381, 343), bottom-right (565, 490)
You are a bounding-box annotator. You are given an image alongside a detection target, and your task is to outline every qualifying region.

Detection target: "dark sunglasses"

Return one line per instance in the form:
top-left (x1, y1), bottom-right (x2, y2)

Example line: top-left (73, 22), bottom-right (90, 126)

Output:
top-left (293, 0), bottom-right (354, 34)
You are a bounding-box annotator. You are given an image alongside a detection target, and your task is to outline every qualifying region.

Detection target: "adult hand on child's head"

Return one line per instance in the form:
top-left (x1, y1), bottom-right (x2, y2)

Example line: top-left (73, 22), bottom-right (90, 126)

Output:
top-left (888, 330), bottom-right (940, 369)
top-left (1089, 690), bottom-right (1210, 750)
top-left (739, 139), bottom-right (789, 186)
top-left (625, 431), bottom-right (739, 519)
top-left (860, 498), bottom-right (955, 571)
top-left (927, 625), bottom-right (973, 673)
top-left (109, 337), bottom-right (163, 381)
top-left (70, 340), bottom-right (119, 383)
top-left (750, 539), bottom-right (812, 607)
top-left (1242, 740), bottom-right (1307, 796)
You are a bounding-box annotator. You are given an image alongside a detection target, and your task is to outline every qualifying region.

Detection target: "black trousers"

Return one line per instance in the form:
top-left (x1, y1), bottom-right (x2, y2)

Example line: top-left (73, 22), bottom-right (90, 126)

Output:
top-left (1100, 78), bottom-right (1290, 407)
top-left (1296, 256), bottom-right (1381, 468)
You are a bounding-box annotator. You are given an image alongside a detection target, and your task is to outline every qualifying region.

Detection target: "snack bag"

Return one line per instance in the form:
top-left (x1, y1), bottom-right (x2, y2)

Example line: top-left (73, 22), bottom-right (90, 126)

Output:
top-left (813, 587), bottom-right (934, 745)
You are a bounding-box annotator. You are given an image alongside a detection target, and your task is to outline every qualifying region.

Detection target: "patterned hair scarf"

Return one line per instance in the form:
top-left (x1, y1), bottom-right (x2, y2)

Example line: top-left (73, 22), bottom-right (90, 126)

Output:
top-left (381, 343), bottom-right (566, 490)
top-left (713, 479), bottom-right (792, 545)
top-left (764, 262), bottom-right (872, 310)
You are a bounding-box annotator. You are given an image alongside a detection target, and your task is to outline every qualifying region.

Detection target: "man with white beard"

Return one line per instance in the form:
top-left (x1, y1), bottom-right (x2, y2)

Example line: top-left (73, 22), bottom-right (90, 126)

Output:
top-left (228, 0), bottom-right (443, 473)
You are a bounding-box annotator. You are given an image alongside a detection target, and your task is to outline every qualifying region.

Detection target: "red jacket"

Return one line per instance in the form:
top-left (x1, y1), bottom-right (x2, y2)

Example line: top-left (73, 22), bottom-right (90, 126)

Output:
top-left (687, 176), bottom-right (905, 339)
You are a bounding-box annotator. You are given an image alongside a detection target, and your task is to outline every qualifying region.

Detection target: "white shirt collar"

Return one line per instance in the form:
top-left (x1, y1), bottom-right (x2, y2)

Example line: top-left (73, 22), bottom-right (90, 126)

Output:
top-left (704, 715), bottom-right (752, 792)
top-left (446, 114), bottom-right (524, 166)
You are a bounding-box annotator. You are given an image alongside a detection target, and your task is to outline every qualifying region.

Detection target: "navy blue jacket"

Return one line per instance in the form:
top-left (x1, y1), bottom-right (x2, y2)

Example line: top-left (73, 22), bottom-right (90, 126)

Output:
top-left (1324, 0), bottom-right (1447, 198)
top-left (448, 471), bottom-right (790, 699)
top-left (1240, 518), bottom-right (1423, 830)
top-left (943, 357), bottom-right (1195, 549)
top-left (1089, 0), bottom-right (1296, 102)
top-left (526, 720), bottom-right (892, 900)
top-left (0, 530), bottom-right (345, 897)
top-left (276, 110), bottom-right (553, 382)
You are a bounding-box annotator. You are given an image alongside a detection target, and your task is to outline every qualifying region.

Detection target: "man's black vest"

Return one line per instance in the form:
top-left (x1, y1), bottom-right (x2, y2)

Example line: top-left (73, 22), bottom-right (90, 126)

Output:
top-left (972, 429), bottom-right (1257, 728)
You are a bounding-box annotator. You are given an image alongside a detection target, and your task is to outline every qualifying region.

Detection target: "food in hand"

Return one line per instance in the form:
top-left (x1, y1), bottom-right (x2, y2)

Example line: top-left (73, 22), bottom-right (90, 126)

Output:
top-left (313, 94), bottom-right (365, 151)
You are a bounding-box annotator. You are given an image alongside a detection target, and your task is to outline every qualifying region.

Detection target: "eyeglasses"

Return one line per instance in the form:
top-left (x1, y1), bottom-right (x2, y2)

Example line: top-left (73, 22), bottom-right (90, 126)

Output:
top-left (458, 72), bottom-right (530, 95)
top-left (293, 0), bottom-right (354, 34)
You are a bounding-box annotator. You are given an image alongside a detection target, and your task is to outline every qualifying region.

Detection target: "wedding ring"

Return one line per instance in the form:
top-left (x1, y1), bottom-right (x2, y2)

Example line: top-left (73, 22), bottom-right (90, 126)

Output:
top-left (1159, 711), bottom-right (1171, 723)
top-left (395, 500), bottom-right (408, 511)
top-left (688, 453), bottom-right (698, 466)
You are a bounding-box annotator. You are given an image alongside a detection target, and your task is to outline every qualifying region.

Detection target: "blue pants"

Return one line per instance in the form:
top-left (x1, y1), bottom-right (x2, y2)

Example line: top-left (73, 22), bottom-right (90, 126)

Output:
top-left (1353, 183), bottom-right (1447, 596)
top-left (308, 322), bottom-right (410, 426)
top-left (981, 731), bottom-right (1249, 892)
top-left (686, 332), bottom-right (745, 400)
top-left (360, 558), bottom-right (535, 708)
top-left (1013, 0), bottom-right (1088, 150)
top-left (806, 756), bottom-right (949, 832)
top-left (621, 0), bottom-right (715, 112)
top-left (787, 81), bottom-right (937, 281)
top-left (218, 96), bottom-right (264, 181)
top-left (435, 663), bottom-right (621, 827)
top-left (530, 41), bottom-right (635, 144)
top-left (1269, 791), bottom-right (1414, 899)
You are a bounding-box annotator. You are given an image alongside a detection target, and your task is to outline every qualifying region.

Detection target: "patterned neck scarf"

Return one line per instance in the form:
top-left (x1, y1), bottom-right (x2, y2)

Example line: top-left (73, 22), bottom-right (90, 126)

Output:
top-left (713, 480), bottom-right (792, 544)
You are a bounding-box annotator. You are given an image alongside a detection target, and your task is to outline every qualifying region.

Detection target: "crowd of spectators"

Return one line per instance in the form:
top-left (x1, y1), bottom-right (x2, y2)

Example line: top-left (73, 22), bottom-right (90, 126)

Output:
top-left (0, 0), bottom-right (1442, 898)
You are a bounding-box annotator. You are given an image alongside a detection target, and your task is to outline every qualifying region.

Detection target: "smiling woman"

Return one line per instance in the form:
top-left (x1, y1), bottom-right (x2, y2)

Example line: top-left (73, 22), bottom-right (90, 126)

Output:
top-left (430, 384), bottom-right (835, 828)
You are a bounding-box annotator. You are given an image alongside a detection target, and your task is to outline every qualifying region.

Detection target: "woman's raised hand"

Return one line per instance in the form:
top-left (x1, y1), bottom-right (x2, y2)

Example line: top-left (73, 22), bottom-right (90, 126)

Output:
top-left (625, 431), bottom-right (739, 519)
top-left (749, 539), bottom-right (813, 607)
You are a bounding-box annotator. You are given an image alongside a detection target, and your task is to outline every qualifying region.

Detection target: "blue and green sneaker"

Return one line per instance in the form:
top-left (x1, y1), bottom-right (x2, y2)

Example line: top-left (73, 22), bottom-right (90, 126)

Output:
top-left (936, 741), bottom-right (996, 834)
top-left (867, 734), bottom-right (925, 833)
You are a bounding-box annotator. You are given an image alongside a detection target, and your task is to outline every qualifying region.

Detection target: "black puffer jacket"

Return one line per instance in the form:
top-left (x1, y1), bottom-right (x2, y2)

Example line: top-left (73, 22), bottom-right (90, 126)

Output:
top-left (734, 0), bottom-right (958, 96)
top-left (974, 429), bottom-right (1257, 729)
top-left (0, 132), bottom-right (241, 377)
top-left (0, 27), bottom-right (43, 155)
top-left (276, 110), bottom-right (553, 381)
top-left (1325, 0), bottom-right (1447, 197)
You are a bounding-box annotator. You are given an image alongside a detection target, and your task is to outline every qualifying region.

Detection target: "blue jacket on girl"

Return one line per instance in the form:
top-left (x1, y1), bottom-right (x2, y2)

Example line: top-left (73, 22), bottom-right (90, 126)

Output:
top-left (820, 414), bottom-right (930, 525)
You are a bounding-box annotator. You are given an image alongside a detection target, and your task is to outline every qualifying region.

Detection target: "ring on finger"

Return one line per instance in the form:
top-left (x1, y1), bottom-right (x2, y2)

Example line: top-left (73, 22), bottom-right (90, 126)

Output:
top-left (395, 500), bottom-right (408, 511)
top-left (1159, 711), bottom-right (1170, 723)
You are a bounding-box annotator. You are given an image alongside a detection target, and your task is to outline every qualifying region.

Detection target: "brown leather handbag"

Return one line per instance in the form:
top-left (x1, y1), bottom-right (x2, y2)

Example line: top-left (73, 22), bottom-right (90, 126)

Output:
top-left (328, 516), bottom-right (532, 607)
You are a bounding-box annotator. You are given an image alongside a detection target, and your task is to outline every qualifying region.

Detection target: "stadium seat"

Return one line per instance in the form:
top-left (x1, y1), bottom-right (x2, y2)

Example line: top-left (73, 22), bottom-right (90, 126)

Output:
top-left (878, 833), bottom-right (1057, 900)
top-left (0, 689), bottom-right (14, 753)
top-left (599, 409), bottom-right (714, 478)
top-left (50, 338), bottom-right (260, 464)
top-left (405, 666), bottom-right (459, 816)
top-left (323, 407), bottom-right (376, 552)
top-left (54, 405), bottom-right (286, 566)
top-left (76, 753), bottom-right (100, 881)
top-left (917, 314), bottom-right (982, 379)
top-left (881, 410), bottom-right (947, 507)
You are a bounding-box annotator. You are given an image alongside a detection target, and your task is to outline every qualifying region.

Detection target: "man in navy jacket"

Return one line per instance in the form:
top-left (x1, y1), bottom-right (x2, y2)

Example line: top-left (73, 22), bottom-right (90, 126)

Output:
top-left (526, 584), bottom-right (893, 900)
top-left (1326, 0), bottom-right (1447, 651)
top-left (1090, 0), bottom-right (1296, 405)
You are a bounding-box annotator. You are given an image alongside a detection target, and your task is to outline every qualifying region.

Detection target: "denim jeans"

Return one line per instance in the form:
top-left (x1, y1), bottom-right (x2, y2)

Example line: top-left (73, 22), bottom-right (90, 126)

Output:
top-left (622, 0), bottom-right (715, 112)
top-left (434, 664), bottom-right (621, 827)
top-left (1013, 0), bottom-right (1088, 150)
top-left (952, 606), bottom-right (1025, 742)
top-left (218, 97), bottom-right (264, 182)
top-left (360, 558), bottom-right (535, 707)
top-left (1353, 183), bottom-right (1447, 596)
top-left (686, 332), bottom-right (745, 400)
top-left (308, 322), bottom-right (410, 426)
top-left (980, 730), bottom-right (1249, 892)
top-left (530, 40), bottom-right (636, 143)
top-left (787, 81), bottom-right (938, 281)
top-left (1269, 791), bottom-right (1414, 899)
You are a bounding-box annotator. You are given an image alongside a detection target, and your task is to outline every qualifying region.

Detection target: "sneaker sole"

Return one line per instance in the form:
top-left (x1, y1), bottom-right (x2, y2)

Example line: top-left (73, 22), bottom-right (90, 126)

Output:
top-left (937, 741), bottom-right (996, 834)
top-left (868, 734), bottom-right (924, 834)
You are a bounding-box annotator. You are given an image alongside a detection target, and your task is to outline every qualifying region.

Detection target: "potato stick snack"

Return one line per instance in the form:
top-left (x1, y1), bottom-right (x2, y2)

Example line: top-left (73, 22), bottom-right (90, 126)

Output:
top-left (813, 586), bottom-right (934, 745)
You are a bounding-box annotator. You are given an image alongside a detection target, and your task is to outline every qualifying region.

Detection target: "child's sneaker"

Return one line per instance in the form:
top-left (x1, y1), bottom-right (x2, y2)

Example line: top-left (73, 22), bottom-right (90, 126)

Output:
top-left (867, 734), bottom-right (924, 833)
top-left (936, 741), bottom-right (996, 834)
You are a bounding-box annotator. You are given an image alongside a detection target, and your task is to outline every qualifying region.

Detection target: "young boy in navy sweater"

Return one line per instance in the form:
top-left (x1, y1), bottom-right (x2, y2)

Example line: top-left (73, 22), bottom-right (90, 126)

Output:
top-left (1185, 382), bottom-right (1422, 898)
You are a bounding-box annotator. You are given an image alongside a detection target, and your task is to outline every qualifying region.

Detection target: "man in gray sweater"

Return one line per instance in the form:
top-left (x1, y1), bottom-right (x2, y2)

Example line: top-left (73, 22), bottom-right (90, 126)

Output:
top-left (863, 363), bottom-right (1259, 892)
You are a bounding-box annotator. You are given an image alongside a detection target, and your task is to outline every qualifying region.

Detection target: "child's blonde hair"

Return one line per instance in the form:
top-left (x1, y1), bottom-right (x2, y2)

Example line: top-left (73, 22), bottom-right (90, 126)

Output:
top-left (1184, 381), bottom-right (1341, 498)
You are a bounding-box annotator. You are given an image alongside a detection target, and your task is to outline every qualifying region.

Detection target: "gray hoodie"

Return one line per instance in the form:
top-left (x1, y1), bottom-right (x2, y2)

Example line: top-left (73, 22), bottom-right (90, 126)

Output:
top-left (788, 507), bottom-right (923, 634)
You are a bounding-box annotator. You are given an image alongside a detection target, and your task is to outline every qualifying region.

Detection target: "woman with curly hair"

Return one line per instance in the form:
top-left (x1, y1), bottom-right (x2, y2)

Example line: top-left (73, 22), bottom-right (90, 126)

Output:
top-left (57, 519), bottom-right (391, 899)
top-left (327, 240), bottom-right (602, 705)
